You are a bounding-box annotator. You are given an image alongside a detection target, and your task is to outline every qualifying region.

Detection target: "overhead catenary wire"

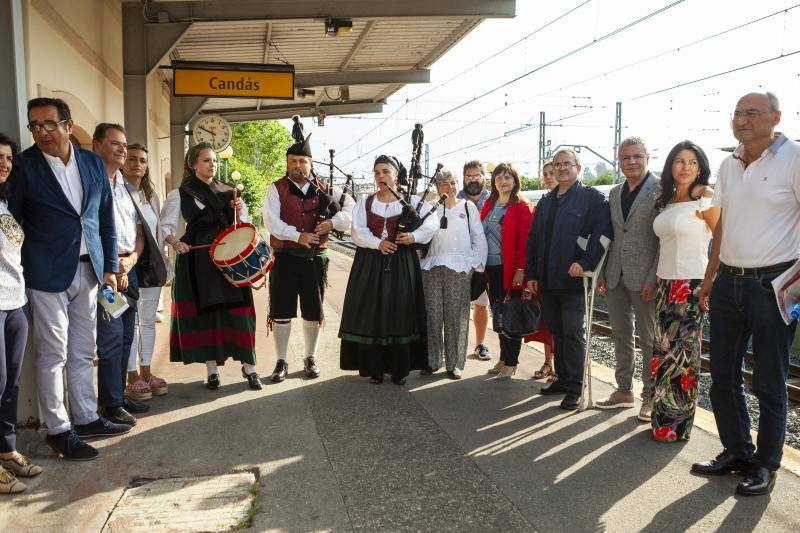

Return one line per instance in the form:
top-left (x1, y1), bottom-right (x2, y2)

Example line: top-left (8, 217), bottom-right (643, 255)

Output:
top-left (342, 0), bottom-right (688, 168)
top-left (336, 0), bottom-right (595, 156)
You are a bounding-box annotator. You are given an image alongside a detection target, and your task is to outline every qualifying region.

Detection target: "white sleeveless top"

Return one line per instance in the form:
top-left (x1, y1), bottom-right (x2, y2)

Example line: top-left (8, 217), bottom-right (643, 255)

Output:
top-left (652, 197), bottom-right (712, 280)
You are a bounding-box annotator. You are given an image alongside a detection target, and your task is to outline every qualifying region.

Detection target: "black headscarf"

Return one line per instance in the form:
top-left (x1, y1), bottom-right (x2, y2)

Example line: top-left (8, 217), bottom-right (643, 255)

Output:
top-left (374, 155), bottom-right (408, 186)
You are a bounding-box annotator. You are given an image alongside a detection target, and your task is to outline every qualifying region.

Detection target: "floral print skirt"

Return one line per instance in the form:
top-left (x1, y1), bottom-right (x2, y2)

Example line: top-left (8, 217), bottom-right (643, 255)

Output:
top-left (651, 278), bottom-right (704, 443)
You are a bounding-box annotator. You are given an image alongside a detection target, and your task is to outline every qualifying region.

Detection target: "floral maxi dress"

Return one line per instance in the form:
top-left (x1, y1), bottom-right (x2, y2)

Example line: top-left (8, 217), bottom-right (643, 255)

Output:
top-left (650, 278), bottom-right (704, 442)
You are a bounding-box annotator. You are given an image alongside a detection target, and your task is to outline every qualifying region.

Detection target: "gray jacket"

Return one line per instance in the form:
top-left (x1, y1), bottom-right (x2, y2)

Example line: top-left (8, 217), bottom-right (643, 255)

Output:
top-left (601, 172), bottom-right (660, 291)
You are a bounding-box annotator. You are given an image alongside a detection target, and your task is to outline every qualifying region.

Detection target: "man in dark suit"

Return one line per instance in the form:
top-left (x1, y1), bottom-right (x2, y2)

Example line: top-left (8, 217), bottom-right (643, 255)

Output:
top-left (526, 149), bottom-right (613, 410)
top-left (9, 98), bottom-right (130, 461)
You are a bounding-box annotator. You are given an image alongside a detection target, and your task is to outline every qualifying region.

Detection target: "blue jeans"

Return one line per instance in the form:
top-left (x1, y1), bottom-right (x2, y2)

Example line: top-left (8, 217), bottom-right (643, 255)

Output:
top-left (709, 270), bottom-right (797, 471)
top-left (0, 306), bottom-right (28, 452)
top-left (97, 268), bottom-right (138, 408)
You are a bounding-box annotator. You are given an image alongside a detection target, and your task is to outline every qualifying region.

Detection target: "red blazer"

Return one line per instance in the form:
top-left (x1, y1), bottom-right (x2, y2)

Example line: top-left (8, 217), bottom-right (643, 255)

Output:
top-left (480, 198), bottom-right (534, 292)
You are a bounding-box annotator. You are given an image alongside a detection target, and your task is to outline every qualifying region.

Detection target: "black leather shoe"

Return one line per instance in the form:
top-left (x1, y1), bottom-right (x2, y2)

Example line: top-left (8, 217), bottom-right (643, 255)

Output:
top-left (736, 467), bottom-right (776, 496)
top-left (99, 406), bottom-right (137, 426)
top-left (242, 366), bottom-right (263, 390)
top-left (76, 416), bottom-right (133, 437)
top-left (541, 382), bottom-right (568, 395)
top-left (123, 398), bottom-right (150, 413)
top-left (46, 430), bottom-right (98, 461)
top-left (446, 370), bottom-right (462, 380)
top-left (271, 360), bottom-right (288, 383)
top-left (691, 450), bottom-right (751, 476)
top-left (560, 393), bottom-right (580, 410)
top-left (206, 373), bottom-right (221, 390)
top-left (420, 366), bottom-right (439, 376)
top-left (304, 357), bottom-right (320, 379)
top-left (391, 376), bottom-right (407, 385)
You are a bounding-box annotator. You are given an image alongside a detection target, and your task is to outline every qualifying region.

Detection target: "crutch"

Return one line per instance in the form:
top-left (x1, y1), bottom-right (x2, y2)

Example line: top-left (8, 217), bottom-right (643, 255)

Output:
top-left (578, 235), bottom-right (611, 411)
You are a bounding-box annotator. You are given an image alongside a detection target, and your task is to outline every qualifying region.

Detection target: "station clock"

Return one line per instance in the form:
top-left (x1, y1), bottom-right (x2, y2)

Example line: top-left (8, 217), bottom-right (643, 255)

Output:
top-left (192, 114), bottom-right (232, 152)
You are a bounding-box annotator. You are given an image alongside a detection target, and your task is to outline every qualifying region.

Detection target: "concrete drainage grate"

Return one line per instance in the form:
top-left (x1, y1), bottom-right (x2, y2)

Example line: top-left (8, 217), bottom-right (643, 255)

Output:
top-left (102, 472), bottom-right (257, 532)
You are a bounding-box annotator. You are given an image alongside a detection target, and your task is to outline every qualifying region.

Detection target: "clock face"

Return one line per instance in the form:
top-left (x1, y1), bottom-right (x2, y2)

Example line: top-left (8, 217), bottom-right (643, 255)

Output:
top-left (193, 115), bottom-right (232, 151)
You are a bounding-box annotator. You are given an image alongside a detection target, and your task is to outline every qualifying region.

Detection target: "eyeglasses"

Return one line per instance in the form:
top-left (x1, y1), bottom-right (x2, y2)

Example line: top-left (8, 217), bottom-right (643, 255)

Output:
top-left (731, 109), bottom-right (768, 120)
top-left (27, 119), bottom-right (68, 133)
top-left (464, 173), bottom-right (484, 180)
top-left (552, 162), bottom-right (576, 170)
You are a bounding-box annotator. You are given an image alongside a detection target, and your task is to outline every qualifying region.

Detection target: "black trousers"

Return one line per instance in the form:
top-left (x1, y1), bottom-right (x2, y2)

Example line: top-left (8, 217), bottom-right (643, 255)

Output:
top-left (486, 264), bottom-right (521, 366)
top-left (0, 306), bottom-right (28, 453)
top-left (269, 252), bottom-right (329, 321)
top-left (540, 288), bottom-right (585, 394)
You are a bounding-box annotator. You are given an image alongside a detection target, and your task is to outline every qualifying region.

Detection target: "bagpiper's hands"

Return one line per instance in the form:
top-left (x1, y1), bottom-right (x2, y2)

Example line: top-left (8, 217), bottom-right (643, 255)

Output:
top-left (298, 232), bottom-right (320, 248)
top-left (378, 240), bottom-right (397, 255)
top-left (395, 232), bottom-right (415, 245)
top-left (314, 219), bottom-right (333, 235)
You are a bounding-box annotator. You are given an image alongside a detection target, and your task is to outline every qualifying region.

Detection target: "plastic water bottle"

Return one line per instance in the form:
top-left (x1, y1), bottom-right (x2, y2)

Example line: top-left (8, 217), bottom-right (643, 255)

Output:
top-left (101, 284), bottom-right (114, 304)
top-left (791, 302), bottom-right (800, 320)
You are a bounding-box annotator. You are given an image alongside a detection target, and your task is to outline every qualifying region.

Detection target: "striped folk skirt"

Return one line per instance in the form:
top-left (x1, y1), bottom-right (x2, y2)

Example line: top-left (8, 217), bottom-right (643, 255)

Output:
top-left (169, 254), bottom-right (257, 365)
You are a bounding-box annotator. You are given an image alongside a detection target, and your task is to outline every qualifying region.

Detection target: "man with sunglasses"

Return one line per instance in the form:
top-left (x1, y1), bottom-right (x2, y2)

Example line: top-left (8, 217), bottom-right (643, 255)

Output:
top-left (457, 160), bottom-right (492, 361)
top-left (9, 98), bottom-right (128, 462)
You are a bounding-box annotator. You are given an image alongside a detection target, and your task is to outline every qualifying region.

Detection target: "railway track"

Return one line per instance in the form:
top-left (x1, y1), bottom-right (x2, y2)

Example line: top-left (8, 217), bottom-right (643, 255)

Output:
top-left (330, 237), bottom-right (800, 402)
top-left (592, 309), bottom-right (800, 403)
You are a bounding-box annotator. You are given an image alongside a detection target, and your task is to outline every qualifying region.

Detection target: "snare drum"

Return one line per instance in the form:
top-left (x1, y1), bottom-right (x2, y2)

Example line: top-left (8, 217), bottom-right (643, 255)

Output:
top-left (210, 223), bottom-right (273, 288)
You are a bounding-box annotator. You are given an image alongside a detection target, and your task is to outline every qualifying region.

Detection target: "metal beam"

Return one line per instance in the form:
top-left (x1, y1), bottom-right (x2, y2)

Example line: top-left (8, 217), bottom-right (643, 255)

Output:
top-left (145, 22), bottom-right (192, 75)
top-left (296, 69), bottom-right (430, 87)
top-left (0, 0), bottom-right (28, 146)
top-left (214, 101), bottom-right (384, 122)
top-left (340, 20), bottom-right (375, 71)
top-left (256, 22), bottom-right (271, 111)
top-left (415, 18), bottom-right (480, 69)
top-left (145, 1), bottom-right (516, 20)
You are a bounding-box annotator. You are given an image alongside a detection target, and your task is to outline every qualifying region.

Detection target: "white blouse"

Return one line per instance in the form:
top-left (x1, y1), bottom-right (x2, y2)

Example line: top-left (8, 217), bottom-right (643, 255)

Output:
top-left (161, 186), bottom-right (250, 241)
top-left (653, 197), bottom-right (713, 280)
top-left (350, 194), bottom-right (438, 249)
top-left (0, 200), bottom-right (25, 310)
top-left (420, 200), bottom-right (488, 273)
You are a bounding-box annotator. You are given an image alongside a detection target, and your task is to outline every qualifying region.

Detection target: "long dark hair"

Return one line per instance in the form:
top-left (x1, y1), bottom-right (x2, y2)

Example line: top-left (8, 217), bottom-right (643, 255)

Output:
top-left (126, 143), bottom-right (155, 202)
top-left (488, 162), bottom-right (524, 205)
top-left (658, 140), bottom-right (711, 209)
top-left (0, 133), bottom-right (20, 201)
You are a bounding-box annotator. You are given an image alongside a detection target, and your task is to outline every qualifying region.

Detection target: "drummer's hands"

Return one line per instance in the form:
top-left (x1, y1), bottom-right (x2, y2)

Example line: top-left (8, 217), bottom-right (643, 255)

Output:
top-left (298, 232), bottom-right (320, 248)
top-left (231, 197), bottom-right (245, 216)
top-left (395, 232), bottom-right (415, 245)
top-left (378, 240), bottom-right (397, 254)
top-left (568, 262), bottom-right (584, 278)
top-left (314, 220), bottom-right (333, 235)
top-left (170, 239), bottom-right (191, 254)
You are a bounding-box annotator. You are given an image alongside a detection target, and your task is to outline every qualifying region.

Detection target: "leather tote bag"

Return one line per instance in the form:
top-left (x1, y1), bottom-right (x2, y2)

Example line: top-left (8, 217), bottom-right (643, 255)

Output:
top-left (499, 291), bottom-right (541, 340)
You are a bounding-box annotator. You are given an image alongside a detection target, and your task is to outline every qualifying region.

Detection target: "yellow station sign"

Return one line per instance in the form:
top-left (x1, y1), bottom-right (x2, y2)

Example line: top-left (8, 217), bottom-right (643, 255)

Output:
top-left (173, 65), bottom-right (295, 99)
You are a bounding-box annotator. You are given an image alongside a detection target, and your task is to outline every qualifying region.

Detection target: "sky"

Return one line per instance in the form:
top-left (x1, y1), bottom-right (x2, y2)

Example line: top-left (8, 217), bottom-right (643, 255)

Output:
top-left (280, 0), bottom-right (800, 186)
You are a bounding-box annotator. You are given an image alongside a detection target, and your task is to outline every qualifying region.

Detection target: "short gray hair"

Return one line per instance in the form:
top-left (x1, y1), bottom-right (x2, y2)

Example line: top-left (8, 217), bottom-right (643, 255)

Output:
top-left (619, 136), bottom-right (648, 154)
top-left (766, 91), bottom-right (780, 112)
top-left (553, 148), bottom-right (580, 166)
top-left (435, 168), bottom-right (456, 187)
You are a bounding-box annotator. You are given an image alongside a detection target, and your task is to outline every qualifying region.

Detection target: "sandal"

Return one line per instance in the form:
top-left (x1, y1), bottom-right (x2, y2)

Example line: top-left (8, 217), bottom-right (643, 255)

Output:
top-left (146, 374), bottom-right (168, 396)
top-left (0, 452), bottom-right (43, 477)
top-left (547, 373), bottom-right (559, 383)
top-left (533, 362), bottom-right (554, 380)
top-left (125, 379), bottom-right (152, 401)
top-left (488, 361), bottom-right (505, 375)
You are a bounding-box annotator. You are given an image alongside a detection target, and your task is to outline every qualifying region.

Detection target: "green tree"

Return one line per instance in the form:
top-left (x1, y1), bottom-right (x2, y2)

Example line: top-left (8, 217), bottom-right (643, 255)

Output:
top-left (219, 121), bottom-right (293, 226)
top-left (520, 175), bottom-right (543, 191)
top-left (588, 170), bottom-right (614, 186)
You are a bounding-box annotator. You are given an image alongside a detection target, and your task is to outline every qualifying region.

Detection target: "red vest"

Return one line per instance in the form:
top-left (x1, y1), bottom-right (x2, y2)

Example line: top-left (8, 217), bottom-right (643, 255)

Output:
top-left (366, 194), bottom-right (401, 241)
top-left (270, 176), bottom-right (329, 250)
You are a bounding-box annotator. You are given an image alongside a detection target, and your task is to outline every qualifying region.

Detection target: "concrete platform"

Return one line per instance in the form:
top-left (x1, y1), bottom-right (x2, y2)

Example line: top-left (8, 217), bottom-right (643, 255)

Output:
top-left (2, 249), bottom-right (799, 532)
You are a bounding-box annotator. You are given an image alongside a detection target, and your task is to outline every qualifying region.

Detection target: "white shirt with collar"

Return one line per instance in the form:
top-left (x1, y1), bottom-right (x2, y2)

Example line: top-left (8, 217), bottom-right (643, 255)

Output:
top-left (712, 133), bottom-right (800, 268)
top-left (420, 199), bottom-right (488, 273)
top-left (42, 144), bottom-right (88, 254)
top-left (109, 170), bottom-right (140, 254)
top-left (263, 178), bottom-right (354, 242)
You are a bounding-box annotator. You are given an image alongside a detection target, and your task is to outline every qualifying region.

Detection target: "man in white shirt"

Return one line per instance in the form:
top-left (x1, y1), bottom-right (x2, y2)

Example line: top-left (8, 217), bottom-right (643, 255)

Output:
top-left (91, 124), bottom-right (145, 427)
top-left (263, 127), bottom-right (354, 382)
top-left (693, 92), bottom-right (800, 496)
top-left (10, 98), bottom-right (128, 461)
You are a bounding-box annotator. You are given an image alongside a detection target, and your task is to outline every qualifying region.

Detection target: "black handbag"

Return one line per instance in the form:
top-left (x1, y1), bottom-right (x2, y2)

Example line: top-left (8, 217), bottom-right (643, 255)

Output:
top-left (497, 291), bottom-right (541, 340)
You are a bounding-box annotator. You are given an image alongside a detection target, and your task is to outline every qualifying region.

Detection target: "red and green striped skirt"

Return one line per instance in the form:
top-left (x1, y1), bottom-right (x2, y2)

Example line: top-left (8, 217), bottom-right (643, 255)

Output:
top-left (169, 254), bottom-right (257, 365)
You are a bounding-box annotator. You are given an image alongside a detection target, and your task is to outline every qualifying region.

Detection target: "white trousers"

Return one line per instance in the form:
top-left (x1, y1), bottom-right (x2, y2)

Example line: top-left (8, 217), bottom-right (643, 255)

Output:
top-left (27, 262), bottom-right (99, 434)
top-left (128, 286), bottom-right (162, 371)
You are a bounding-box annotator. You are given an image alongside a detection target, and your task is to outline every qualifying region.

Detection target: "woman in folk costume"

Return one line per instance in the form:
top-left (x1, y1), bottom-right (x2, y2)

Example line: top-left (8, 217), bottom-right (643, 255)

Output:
top-left (338, 155), bottom-right (438, 384)
top-left (161, 142), bottom-right (261, 391)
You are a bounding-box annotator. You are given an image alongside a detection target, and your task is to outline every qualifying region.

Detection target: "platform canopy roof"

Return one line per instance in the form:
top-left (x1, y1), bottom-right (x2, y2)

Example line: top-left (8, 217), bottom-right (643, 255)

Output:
top-left (142, 0), bottom-right (516, 122)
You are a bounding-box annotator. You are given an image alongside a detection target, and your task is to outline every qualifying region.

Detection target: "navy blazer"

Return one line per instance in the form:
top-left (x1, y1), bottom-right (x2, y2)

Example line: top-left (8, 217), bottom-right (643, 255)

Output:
top-left (525, 181), bottom-right (613, 291)
top-left (9, 143), bottom-right (118, 292)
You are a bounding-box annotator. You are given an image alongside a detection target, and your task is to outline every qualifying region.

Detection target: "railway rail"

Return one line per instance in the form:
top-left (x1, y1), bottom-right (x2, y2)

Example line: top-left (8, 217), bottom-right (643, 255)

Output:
top-left (330, 237), bottom-right (800, 402)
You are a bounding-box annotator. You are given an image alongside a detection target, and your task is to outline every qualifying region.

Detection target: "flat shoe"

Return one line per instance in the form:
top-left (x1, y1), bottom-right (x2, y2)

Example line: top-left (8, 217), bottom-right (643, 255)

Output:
top-left (0, 467), bottom-right (26, 494)
top-left (242, 367), bottom-right (263, 390)
top-left (207, 373), bottom-right (221, 390)
top-left (0, 453), bottom-right (43, 477)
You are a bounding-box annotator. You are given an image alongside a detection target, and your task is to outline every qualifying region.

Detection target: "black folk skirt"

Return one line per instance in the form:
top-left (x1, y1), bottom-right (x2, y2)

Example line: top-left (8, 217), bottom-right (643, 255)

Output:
top-left (338, 246), bottom-right (428, 379)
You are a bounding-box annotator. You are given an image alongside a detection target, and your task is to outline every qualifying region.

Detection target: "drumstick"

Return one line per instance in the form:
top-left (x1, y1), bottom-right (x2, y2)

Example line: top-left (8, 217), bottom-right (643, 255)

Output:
top-left (233, 183), bottom-right (244, 230)
top-left (189, 244), bottom-right (214, 250)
